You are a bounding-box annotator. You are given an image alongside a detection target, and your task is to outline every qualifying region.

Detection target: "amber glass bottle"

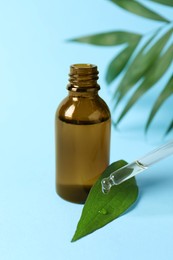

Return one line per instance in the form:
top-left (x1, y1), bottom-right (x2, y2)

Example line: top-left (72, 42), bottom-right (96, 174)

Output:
top-left (55, 64), bottom-right (111, 204)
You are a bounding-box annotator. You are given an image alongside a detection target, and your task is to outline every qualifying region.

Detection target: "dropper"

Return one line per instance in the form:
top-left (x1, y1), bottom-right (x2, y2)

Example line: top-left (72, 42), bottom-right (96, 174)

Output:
top-left (101, 140), bottom-right (173, 194)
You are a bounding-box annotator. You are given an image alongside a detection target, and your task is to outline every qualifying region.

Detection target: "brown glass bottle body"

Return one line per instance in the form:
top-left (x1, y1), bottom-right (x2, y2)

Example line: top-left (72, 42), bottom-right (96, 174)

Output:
top-left (55, 64), bottom-right (111, 204)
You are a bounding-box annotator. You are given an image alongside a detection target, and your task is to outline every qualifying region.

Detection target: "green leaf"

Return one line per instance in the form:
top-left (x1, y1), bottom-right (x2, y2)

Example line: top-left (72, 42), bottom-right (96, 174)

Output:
top-left (71, 160), bottom-right (138, 242)
top-left (113, 33), bottom-right (156, 102)
top-left (149, 0), bottom-right (173, 7)
top-left (165, 120), bottom-right (173, 135)
top-left (113, 28), bottom-right (173, 109)
top-left (116, 44), bottom-right (173, 125)
top-left (146, 76), bottom-right (173, 131)
top-left (106, 43), bottom-right (139, 84)
top-left (110, 0), bottom-right (169, 22)
top-left (69, 31), bottom-right (141, 46)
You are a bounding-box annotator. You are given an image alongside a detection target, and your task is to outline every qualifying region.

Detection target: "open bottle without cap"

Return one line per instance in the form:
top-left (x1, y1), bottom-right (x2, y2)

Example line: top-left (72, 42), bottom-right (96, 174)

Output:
top-left (55, 64), bottom-right (111, 204)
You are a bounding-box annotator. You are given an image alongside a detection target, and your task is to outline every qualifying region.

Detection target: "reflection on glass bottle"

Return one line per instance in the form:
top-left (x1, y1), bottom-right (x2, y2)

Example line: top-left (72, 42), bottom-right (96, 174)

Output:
top-left (55, 64), bottom-right (111, 203)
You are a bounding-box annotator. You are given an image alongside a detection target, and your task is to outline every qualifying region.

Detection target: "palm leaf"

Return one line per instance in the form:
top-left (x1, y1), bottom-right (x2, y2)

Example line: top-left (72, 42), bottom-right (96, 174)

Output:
top-left (115, 45), bottom-right (173, 125)
top-left (113, 28), bottom-right (173, 108)
top-left (145, 76), bottom-right (173, 131)
top-left (149, 0), bottom-right (173, 7)
top-left (113, 34), bottom-right (156, 100)
top-left (110, 0), bottom-right (169, 22)
top-left (106, 42), bottom-right (139, 84)
top-left (165, 120), bottom-right (173, 135)
top-left (69, 31), bottom-right (141, 46)
top-left (70, 0), bottom-right (173, 136)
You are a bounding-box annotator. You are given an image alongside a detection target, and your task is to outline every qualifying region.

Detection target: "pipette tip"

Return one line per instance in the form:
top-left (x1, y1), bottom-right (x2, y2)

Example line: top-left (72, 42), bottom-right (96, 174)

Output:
top-left (101, 177), bottom-right (112, 194)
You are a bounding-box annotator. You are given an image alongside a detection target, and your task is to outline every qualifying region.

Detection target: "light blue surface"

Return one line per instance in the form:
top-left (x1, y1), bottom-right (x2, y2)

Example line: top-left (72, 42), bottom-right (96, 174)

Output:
top-left (0, 1), bottom-right (173, 259)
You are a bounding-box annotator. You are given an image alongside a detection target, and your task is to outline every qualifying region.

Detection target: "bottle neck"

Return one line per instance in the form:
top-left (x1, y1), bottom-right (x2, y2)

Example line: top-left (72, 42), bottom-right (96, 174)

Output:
top-left (67, 64), bottom-right (100, 92)
top-left (68, 89), bottom-right (98, 98)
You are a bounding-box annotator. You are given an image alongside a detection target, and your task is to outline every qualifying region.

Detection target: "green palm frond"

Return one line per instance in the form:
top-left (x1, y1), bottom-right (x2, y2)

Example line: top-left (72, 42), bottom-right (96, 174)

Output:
top-left (113, 28), bottom-right (173, 108)
top-left (70, 31), bottom-right (141, 46)
top-left (165, 120), bottom-right (173, 136)
top-left (146, 76), bottom-right (173, 132)
top-left (115, 45), bottom-right (173, 125)
top-left (106, 42), bottom-right (139, 84)
top-left (149, 0), bottom-right (173, 7)
top-left (70, 0), bottom-right (173, 136)
top-left (110, 0), bottom-right (169, 22)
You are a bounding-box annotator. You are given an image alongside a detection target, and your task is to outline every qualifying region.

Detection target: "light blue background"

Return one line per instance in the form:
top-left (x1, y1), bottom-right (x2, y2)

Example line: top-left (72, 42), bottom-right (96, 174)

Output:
top-left (0, 1), bottom-right (173, 259)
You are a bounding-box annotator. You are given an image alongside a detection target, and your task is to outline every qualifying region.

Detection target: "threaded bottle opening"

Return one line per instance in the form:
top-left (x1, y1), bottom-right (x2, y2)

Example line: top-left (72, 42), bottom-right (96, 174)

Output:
top-left (68, 64), bottom-right (100, 90)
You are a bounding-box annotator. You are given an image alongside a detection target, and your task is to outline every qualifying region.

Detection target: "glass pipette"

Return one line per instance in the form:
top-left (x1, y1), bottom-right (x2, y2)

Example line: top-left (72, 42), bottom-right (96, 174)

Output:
top-left (101, 140), bottom-right (173, 194)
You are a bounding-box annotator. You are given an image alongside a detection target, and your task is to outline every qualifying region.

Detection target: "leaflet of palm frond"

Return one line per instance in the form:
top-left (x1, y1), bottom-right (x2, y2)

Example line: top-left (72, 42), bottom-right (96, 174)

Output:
top-left (110, 0), bottom-right (169, 22)
top-left (106, 42), bottom-right (139, 84)
top-left (115, 45), bottom-right (173, 125)
top-left (70, 31), bottom-right (141, 46)
top-left (145, 76), bottom-right (173, 131)
top-left (113, 28), bottom-right (173, 110)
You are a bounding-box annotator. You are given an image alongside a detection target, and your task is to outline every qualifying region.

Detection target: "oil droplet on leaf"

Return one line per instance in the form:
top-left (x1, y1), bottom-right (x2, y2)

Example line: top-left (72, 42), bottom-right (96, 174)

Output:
top-left (99, 208), bottom-right (108, 215)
